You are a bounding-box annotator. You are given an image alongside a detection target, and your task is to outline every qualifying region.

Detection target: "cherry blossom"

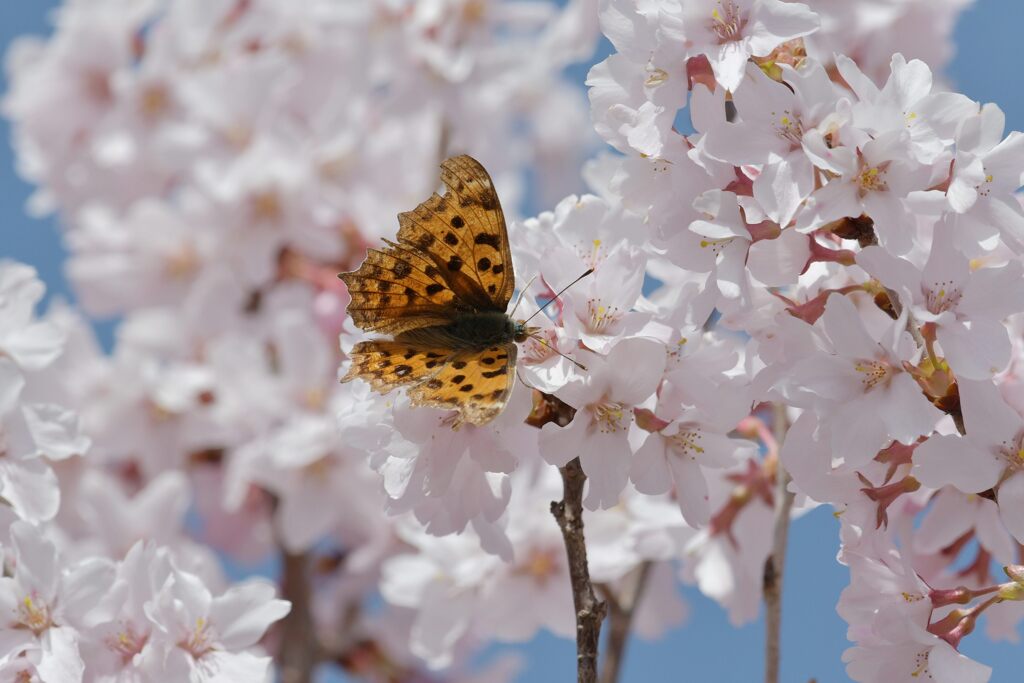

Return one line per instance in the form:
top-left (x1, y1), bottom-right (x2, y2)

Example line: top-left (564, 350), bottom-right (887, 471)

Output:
top-left (6, 0), bottom-right (1024, 679)
top-left (540, 337), bottom-right (667, 509)
top-left (914, 378), bottom-right (1024, 543)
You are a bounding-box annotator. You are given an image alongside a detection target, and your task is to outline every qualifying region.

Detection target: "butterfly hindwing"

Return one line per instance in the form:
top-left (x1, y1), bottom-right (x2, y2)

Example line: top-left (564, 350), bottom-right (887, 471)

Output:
top-left (341, 341), bottom-right (453, 393)
top-left (396, 155), bottom-right (515, 312)
top-left (407, 343), bottom-right (517, 426)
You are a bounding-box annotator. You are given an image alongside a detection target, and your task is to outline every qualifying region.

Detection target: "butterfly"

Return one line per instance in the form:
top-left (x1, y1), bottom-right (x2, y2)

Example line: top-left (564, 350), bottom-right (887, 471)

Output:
top-left (340, 154), bottom-right (575, 427)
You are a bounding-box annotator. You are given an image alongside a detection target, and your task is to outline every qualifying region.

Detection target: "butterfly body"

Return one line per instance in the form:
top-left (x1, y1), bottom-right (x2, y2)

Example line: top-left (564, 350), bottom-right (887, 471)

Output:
top-left (339, 155), bottom-right (526, 427)
top-left (399, 311), bottom-right (528, 351)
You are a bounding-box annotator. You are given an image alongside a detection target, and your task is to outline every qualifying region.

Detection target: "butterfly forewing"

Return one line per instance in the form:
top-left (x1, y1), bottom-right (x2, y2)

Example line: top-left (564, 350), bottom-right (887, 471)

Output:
top-left (407, 344), bottom-right (517, 426)
top-left (340, 243), bottom-right (461, 335)
top-left (396, 155), bottom-right (515, 311)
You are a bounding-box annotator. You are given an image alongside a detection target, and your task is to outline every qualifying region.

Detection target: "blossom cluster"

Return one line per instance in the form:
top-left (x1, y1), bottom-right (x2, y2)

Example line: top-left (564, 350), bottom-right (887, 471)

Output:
top-left (5, 0), bottom-right (1024, 680)
top-left (0, 262), bottom-right (290, 680)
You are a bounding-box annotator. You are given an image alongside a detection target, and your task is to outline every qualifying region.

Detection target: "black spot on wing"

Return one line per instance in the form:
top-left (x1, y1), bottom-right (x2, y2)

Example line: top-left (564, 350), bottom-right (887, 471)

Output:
top-left (475, 233), bottom-right (500, 249)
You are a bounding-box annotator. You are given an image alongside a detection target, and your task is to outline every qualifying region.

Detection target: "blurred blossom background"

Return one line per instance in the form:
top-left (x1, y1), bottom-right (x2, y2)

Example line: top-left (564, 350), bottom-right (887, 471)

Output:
top-left (1, 1), bottom-right (1023, 681)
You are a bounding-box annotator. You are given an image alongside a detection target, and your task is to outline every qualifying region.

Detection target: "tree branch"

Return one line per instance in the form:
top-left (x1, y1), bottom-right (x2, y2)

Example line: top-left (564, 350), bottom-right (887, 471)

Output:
top-left (278, 550), bottom-right (321, 683)
top-left (763, 404), bottom-right (794, 683)
top-left (551, 457), bottom-right (607, 683)
top-left (598, 561), bottom-right (652, 683)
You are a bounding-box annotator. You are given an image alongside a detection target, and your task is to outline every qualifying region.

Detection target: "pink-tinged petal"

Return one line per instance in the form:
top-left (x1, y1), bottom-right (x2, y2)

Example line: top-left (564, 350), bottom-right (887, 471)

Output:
top-left (958, 103), bottom-right (1004, 156)
top-left (715, 239), bottom-right (750, 300)
top-left (667, 452), bottom-right (710, 527)
top-left (0, 459), bottom-right (58, 523)
top-left (834, 55), bottom-right (879, 103)
top-left (539, 416), bottom-right (588, 467)
top-left (958, 379), bottom-right (1022, 448)
top-left (709, 42), bottom-right (749, 93)
top-left (20, 403), bottom-right (90, 461)
top-left (704, 120), bottom-right (786, 165)
top-left (914, 490), bottom-right (975, 554)
top-left (937, 319), bottom-right (1011, 380)
top-left (959, 260), bottom-right (1024, 320)
top-left (856, 246), bottom-right (921, 302)
top-left (829, 395), bottom-right (890, 468)
top-left (193, 650), bottom-right (272, 683)
top-left (580, 431), bottom-right (632, 510)
top-left (624, 101), bottom-right (667, 158)
top-left (606, 337), bottom-right (666, 405)
top-left (629, 434), bottom-right (672, 496)
top-left (884, 54), bottom-right (933, 109)
top-left (802, 132), bottom-right (857, 176)
top-left (786, 354), bottom-right (860, 405)
top-left (879, 374), bottom-right (942, 444)
top-left (0, 359), bottom-right (24, 416)
top-left (922, 220), bottom-right (970, 293)
top-left (795, 177), bottom-right (861, 233)
top-left (913, 434), bottom-right (1001, 493)
top-left (0, 626), bottom-right (34, 660)
top-left (984, 130), bottom-right (1024, 191)
top-left (1, 321), bottom-right (64, 371)
top-left (36, 626), bottom-right (84, 683)
top-left (746, 0), bottom-right (819, 54)
top-left (997, 473), bottom-right (1024, 545)
top-left (915, 93), bottom-right (980, 144)
top-left (974, 497), bottom-right (1017, 564)
top-left (863, 192), bottom-right (913, 255)
top-left (906, 189), bottom-right (953, 215)
top-left (61, 558), bottom-right (115, 626)
top-left (928, 638), bottom-right (992, 683)
top-left (690, 84), bottom-right (726, 134)
top-left (691, 191), bottom-right (747, 239)
top-left (210, 580), bottom-right (290, 650)
top-left (978, 197), bottom-right (1024, 250)
top-left (820, 293), bottom-right (878, 359)
top-left (948, 158), bottom-right (984, 213)
top-left (411, 586), bottom-right (474, 668)
top-left (11, 521), bottom-right (58, 602)
top-left (278, 484), bottom-right (337, 553)
top-left (753, 154), bottom-right (813, 227)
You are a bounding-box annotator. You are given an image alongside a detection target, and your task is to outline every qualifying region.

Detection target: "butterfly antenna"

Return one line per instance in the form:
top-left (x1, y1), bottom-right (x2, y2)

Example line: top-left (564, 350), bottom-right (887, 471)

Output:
top-left (510, 274), bottom-right (539, 318)
top-left (522, 269), bottom-right (594, 325)
top-left (528, 334), bottom-right (587, 371)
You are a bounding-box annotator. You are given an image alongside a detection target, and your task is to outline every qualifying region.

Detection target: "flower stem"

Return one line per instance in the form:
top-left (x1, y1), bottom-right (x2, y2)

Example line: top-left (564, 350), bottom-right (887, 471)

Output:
top-left (552, 457), bottom-right (607, 683)
top-left (763, 404), bottom-right (794, 683)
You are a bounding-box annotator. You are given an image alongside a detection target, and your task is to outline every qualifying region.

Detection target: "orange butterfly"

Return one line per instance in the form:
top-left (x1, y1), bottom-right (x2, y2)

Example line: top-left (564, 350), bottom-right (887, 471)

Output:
top-left (339, 155), bottom-right (586, 427)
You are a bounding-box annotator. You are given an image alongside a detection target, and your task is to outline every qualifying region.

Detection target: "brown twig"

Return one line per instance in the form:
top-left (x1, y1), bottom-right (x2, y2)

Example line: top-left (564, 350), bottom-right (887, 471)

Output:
top-left (598, 561), bottom-right (653, 683)
top-left (551, 457), bottom-right (607, 683)
top-left (278, 550), bottom-right (321, 683)
top-left (763, 404), bottom-right (795, 683)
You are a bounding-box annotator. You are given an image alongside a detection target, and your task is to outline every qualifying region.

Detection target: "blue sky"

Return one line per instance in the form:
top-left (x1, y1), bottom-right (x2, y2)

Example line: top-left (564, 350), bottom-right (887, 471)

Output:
top-left (2, 1), bottom-right (1023, 681)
